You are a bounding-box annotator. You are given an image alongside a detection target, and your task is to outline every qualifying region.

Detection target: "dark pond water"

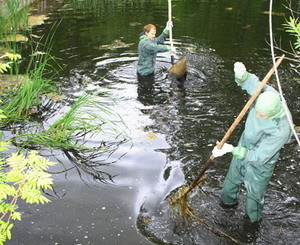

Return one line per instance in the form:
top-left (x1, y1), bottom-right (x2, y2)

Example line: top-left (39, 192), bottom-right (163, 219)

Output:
top-left (5, 0), bottom-right (300, 244)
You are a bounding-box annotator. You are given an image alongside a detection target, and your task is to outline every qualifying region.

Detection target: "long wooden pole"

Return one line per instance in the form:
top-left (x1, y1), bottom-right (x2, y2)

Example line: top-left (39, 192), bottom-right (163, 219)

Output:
top-left (168, 0), bottom-right (174, 64)
top-left (186, 54), bottom-right (285, 194)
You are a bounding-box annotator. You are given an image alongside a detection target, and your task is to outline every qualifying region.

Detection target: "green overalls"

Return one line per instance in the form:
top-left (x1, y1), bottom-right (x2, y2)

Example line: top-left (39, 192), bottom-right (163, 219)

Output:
top-left (221, 73), bottom-right (292, 222)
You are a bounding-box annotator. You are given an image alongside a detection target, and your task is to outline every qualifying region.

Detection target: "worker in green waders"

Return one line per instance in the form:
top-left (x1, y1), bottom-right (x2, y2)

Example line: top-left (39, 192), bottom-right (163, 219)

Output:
top-left (137, 21), bottom-right (175, 76)
top-left (212, 62), bottom-right (293, 223)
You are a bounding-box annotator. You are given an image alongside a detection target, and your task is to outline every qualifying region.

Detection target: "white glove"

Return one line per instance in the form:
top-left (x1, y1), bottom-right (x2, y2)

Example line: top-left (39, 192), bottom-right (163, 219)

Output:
top-left (166, 20), bottom-right (173, 30)
top-left (212, 142), bottom-right (234, 158)
top-left (234, 62), bottom-right (246, 79)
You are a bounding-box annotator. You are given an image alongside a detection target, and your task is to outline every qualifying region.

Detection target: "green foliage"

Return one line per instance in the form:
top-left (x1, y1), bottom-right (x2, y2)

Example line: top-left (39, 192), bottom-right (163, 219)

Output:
top-left (0, 76), bottom-right (52, 123)
top-left (3, 53), bottom-right (21, 62)
top-left (0, 0), bottom-right (28, 37)
top-left (0, 147), bottom-right (56, 244)
top-left (0, 63), bottom-right (11, 73)
top-left (284, 17), bottom-right (300, 50)
top-left (15, 94), bottom-right (128, 150)
top-left (0, 27), bottom-right (59, 125)
top-left (0, 52), bottom-right (21, 74)
top-left (0, 108), bottom-right (56, 244)
top-left (26, 22), bottom-right (62, 80)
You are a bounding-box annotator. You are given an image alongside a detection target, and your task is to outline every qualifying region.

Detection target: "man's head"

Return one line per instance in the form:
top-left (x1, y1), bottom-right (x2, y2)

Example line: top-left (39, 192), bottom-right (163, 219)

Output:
top-left (143, 24), bottom-right (156, 40)
top-left (255, 91), bottom-right (282, 118)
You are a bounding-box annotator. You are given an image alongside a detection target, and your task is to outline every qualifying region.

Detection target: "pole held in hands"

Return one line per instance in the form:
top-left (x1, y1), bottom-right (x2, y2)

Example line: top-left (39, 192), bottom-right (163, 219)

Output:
top-left (187, 54), bottom-right (285, 193)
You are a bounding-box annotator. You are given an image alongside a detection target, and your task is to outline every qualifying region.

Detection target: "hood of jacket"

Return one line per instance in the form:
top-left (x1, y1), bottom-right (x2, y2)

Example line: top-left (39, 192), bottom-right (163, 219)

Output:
top-left (139, 34), bottom-right (150, 41)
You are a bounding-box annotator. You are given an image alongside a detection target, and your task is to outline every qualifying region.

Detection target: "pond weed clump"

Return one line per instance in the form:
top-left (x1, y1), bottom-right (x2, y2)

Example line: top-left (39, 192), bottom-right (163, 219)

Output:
top-left (0, 26), bottom-right (60, 126)
top-left (0, 0), bottom-right (29, 39)
top-left (14, 94), bottom-right (129, 151)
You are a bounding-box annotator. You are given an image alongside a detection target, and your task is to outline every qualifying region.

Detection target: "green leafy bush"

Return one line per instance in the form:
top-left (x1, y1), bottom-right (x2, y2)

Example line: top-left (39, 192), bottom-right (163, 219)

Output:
top-left (0, 108), bottom-right (56, 244)
top-left (284, 17), bottom-right (300, 50)
top-left (0, 52), bottom-right (21, 74)
top-left (0, 146), bottom-right (56, 244)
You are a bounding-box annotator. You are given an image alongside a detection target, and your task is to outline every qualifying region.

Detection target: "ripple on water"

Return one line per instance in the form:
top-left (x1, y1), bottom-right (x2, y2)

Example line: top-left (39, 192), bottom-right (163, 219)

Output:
top-left (59, 44), bottom-right (300, 245)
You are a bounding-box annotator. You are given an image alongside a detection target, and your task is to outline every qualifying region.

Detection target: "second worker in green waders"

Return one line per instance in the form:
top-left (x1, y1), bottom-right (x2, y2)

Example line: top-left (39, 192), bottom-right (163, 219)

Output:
top-left (212, 62), bottom-right (293, 223)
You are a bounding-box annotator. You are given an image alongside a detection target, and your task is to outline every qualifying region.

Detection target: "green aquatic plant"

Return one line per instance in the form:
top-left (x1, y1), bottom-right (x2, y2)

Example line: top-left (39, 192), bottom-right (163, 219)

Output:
top-left (0, 0), bottom-right (28, 38)
top-left (0, 65), bottom-right (54, 125)
top-left (0, 73), bottom-right (53, 124)
top-left (25, 22), bottom-right (62, 80)
top-left (15, 94), bottom-right (128, 150)
top-left (0, 51), bottom-right (22, 101)
top-left (0, 53), bottom-right (45, 123)
top-left (0, 0), bottom-right (30, 78)
top-left (0, 24), bottom-right (60, 125)
top-left (64, 0), bottom-right (153, 13)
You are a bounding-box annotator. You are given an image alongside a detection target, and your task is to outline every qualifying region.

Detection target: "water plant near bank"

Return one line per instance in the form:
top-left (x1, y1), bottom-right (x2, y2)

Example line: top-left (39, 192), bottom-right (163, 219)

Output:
top-left (0, 28), bottom-right (59, 126)
top-left (0, 0), bottom-right (28, 38)
top-left (0, 68), bottom-right (54, 125)
top-left (13, 94), bottom-right (128, 151)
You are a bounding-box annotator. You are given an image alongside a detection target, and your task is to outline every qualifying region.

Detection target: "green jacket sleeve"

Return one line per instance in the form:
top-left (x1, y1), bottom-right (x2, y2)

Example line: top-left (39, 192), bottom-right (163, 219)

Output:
top-left (144, 42), bottom-right (169, 53)
top-left (155, 28), bottom-right (169, 44)
top-left (236, 73), bottom-right (277, 96)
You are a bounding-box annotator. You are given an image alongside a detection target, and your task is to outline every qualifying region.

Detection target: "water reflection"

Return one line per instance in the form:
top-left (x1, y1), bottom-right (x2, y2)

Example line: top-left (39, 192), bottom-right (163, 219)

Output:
top-left (136, 73), bottom-right (178, 106)
top-left (62, 149), bottom-right (116, 183)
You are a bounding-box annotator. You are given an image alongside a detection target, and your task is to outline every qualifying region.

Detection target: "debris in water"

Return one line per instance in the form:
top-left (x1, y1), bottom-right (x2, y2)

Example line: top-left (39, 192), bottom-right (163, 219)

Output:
top-left (28, 15), bottom-right (49, 28)
top-left (262, 11), bottom-right (285, 16)
top-left (0, 34), bottom-right (28, 42)
top-left (46, 92), bottom-right (65, 101)
top-left (146, 131), bottom-right (158, 140)
top-left (97, 39), bottom-right (134, 50)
